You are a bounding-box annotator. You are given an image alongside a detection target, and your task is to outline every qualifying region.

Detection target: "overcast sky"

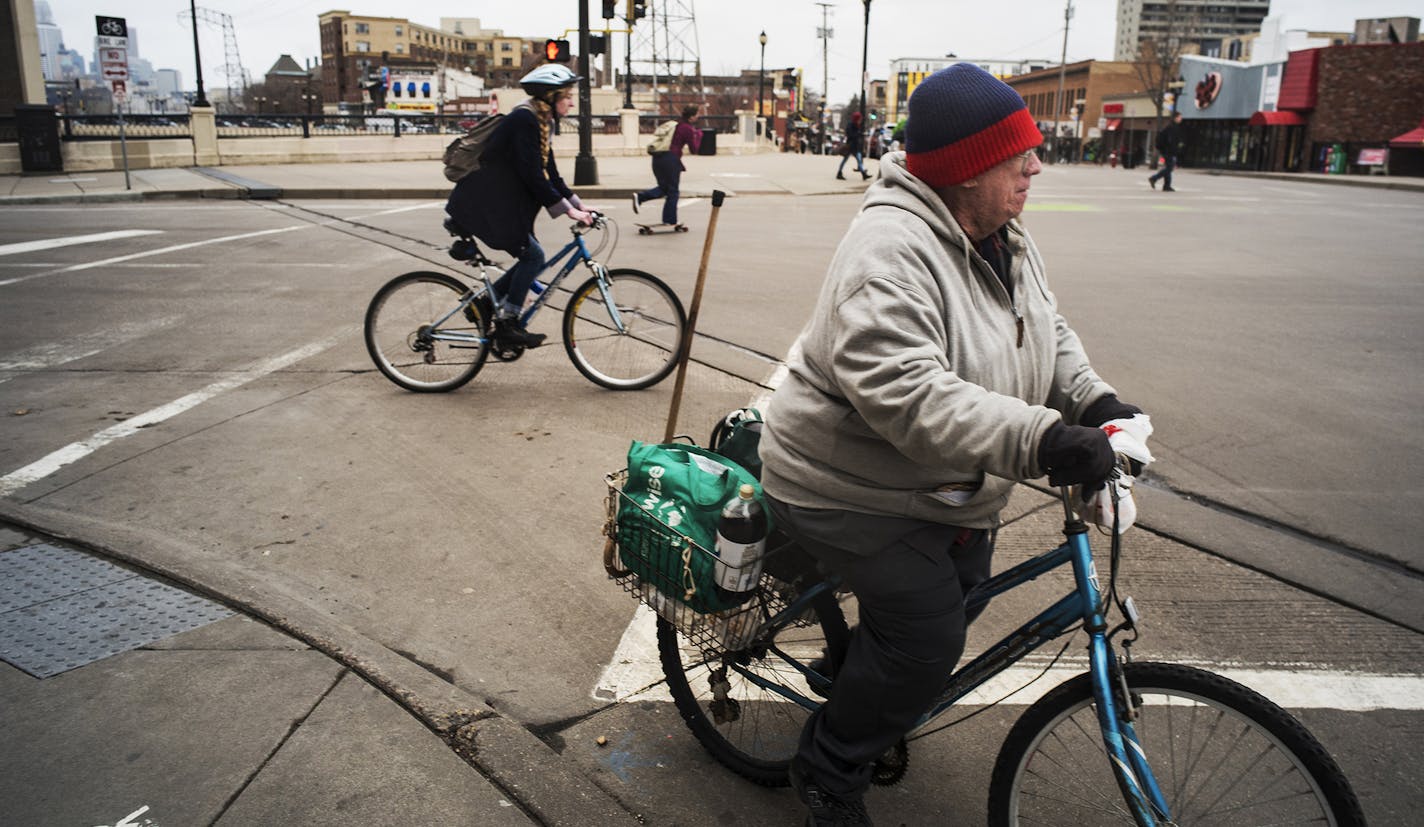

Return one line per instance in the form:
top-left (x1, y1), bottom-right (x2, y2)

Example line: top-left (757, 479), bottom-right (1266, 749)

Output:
top-left (46, 0), bottom-right (1424, 103)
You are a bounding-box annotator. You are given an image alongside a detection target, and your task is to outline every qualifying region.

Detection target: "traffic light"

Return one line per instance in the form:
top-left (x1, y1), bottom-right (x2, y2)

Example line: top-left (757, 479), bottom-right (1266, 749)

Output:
top-left (589, 34), bottom-right (607, 56)
top-left (602, 0), bottom-right (618, 19)
top-left (628, 0), bottom-right (648, 20)
top-left (544, 39), bottom-right (571, 63)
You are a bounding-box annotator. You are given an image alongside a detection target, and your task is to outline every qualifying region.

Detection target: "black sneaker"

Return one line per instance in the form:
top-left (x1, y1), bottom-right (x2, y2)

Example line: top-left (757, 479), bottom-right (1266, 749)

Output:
top-left (790, 757), bottom-right (873, 826)
top-left (493, 318), bottom-right (545, 349)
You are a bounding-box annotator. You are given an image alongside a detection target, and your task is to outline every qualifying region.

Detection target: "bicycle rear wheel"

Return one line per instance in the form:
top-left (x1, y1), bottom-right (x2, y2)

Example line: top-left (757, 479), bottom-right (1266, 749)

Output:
top-left (562, 268), bottom-right (685, 390)
top-left (364, 271), bottom-right (489, 393)
top-left (659, 589), bottom-right (849, 786)
top-left (988, 661), bottom-right (1364, 826)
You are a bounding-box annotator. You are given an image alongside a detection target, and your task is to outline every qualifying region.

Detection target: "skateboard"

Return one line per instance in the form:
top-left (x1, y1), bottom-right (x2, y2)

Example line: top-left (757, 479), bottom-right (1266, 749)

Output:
top-left (635, 223), bottom-right (688, 235)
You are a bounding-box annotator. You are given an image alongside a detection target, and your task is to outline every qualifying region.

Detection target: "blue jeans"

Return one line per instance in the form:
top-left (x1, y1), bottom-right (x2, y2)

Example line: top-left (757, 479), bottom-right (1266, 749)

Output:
top-left (493, 234), bottom-right (544, 317)
top-left (636, 153), bottom-right (683, 225)
top-left (1149, 154), bottom-right (1177, 188)
top-left (838, 150), bottom-right (866, 175)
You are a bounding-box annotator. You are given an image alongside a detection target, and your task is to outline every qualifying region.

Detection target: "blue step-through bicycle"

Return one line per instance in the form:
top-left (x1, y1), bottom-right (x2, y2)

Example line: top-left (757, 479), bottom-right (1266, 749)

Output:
top-left (365, 214), bottom-right (686, 392)
top-left (604, 426), bottom-right (1366, 826)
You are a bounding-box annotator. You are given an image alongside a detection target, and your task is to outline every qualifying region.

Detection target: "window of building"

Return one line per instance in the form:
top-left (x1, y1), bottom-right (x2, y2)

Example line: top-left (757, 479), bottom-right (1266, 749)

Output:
top-left (395, 25), bottom-right (403, 36)
top-left (501, 57), bottom-right (513, 67)
top-left (500, 42), bottom-right (512, 51)
top-left (395, 44), bottom-right (404, 54)
top-left (355, 41), bottom-right (370, 52)
top-left (355, 22), bottom-right (369, 34)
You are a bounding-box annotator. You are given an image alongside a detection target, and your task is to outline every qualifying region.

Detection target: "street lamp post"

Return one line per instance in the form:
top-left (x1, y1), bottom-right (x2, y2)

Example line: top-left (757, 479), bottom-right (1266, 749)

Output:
top-left (189, 0), bottom-right (209, 108)
top-left (859, 0), bottom-right (871, 134)
top-left (757, 31), bottom-right (767, 137)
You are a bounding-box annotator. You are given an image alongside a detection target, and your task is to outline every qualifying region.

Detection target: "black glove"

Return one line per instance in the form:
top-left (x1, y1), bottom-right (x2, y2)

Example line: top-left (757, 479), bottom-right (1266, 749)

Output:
top-left (1038, 422), bottom-right (1115, 488)
top-left (1078, 394), bottom-right (1142, 429)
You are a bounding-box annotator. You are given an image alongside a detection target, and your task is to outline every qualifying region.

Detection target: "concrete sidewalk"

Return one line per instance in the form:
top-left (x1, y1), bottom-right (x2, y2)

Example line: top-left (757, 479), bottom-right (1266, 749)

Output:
top-left (2, 152), bottom-right (1421, 205)
top-left (0, 519), bottom-right (636, 827)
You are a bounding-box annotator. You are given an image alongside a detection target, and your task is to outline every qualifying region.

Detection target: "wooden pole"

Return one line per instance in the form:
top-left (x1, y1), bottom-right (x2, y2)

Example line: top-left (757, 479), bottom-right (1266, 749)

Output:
top-left (663, 189), bottom-right (726, 442)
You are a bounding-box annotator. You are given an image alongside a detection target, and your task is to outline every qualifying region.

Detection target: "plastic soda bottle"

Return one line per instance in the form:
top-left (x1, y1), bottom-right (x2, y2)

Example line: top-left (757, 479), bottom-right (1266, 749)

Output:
top-left (714, 484), bottom-right (767, 603)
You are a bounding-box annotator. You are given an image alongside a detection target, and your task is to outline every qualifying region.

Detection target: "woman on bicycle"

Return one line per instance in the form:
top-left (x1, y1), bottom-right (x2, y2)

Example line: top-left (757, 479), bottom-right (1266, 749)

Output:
top-left (445, 64), bottom-right (593, 349)
top-left (759, 64), bottom-right (1150, 826)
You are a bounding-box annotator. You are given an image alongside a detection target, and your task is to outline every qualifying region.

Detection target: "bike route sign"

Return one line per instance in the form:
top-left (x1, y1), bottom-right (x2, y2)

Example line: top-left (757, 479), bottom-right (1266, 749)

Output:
top-left (95, 17), bottom-right (129, 100)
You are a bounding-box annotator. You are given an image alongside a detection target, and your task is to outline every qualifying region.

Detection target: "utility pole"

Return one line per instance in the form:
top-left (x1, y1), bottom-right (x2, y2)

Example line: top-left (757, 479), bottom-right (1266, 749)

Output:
top-left (1050, 0), bottom-right (1073, 164)
top-left (859, 0), bottom-right (870, 134)
top-left (815, 2), bottom-right (833, 154)
top-left (575, 0), bottom-right (597, 184)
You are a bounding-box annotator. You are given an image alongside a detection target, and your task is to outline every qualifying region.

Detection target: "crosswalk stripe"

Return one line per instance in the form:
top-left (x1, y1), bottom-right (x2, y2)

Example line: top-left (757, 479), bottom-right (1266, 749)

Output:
top-left (0, 230), bottom-right (163, 257)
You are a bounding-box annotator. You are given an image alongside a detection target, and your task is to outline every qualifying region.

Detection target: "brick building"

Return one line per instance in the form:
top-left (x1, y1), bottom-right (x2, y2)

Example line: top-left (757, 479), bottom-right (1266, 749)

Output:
top-left (318, 11), bottom-right (540, 111)
top-left (1004, 60), bottom-right (1145, 162)
top-left (1178, 42), bottom-right (1424, 175)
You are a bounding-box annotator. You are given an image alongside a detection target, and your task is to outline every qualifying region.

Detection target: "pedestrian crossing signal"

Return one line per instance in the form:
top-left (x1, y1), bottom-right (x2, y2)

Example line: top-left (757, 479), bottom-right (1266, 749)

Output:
top-left (544, 39), bottom-right (571, 63)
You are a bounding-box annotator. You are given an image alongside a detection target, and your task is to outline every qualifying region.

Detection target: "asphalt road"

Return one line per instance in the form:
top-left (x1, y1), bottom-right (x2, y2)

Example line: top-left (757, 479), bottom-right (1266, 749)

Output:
top-left (1, 170), bottom-right (1421, 823)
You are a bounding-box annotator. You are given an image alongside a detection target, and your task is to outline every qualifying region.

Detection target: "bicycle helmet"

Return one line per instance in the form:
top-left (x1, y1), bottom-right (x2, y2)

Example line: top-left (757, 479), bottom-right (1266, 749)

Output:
top-left (520, 64), bottom-right (582, 99)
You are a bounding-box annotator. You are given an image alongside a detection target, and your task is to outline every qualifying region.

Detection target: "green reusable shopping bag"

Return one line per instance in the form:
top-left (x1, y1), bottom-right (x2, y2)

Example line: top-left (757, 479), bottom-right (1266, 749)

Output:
top-left (617, 440), bottom-right (762, 614)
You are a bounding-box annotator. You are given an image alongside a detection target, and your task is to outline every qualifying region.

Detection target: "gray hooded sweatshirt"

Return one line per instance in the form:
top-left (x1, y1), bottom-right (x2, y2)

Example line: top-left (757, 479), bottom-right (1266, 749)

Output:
top-left (759, 152), bottom-right (1114, 533)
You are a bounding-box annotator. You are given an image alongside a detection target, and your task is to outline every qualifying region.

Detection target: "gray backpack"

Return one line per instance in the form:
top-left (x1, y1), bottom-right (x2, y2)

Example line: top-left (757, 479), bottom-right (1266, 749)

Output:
top-left (442, 104), bottom-right (530, 183)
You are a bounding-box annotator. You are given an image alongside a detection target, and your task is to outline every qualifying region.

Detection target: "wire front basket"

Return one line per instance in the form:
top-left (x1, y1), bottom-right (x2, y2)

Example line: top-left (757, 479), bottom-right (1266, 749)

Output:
top-left (603, 470), bottom-right (810, 654)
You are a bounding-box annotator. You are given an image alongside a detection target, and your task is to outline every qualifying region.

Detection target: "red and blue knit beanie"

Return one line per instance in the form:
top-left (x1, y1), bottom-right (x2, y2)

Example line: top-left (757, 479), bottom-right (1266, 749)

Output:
top-left (905, 64), bottom-right (1043, 188)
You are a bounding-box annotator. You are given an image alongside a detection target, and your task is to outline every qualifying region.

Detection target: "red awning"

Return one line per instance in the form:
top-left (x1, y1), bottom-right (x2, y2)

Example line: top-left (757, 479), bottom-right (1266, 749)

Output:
top-left (1249, 110), bottom-right (1306, 127)
top-left (1104, 118), bottom-right (1122, 131)
top-left (1277, 48), bottom-right (1321, 111)
top-left (1389, 119), bottom-right (1424, 149)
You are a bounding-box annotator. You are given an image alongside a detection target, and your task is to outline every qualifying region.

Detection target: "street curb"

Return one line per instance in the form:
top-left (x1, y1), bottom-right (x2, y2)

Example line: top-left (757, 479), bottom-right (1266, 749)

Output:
top-left (0, 498), bottom-right (639, 827)
top-left (1201, 168), bottom-right (1424, 193)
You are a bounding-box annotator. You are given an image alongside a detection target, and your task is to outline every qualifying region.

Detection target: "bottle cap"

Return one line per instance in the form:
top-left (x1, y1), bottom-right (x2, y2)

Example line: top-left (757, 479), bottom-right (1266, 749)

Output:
top-left (738, 483), bottom-right (755, 499)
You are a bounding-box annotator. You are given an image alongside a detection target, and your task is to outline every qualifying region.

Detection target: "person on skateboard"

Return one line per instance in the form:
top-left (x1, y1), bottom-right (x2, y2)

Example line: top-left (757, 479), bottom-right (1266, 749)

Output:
top-left (632, 105), bottom-right (702, 231)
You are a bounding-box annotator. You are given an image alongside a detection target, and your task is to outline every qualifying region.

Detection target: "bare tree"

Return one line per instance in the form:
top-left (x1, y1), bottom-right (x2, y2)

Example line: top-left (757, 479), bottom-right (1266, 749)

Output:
top-left (1131, 0), bottom-right (1200, 169)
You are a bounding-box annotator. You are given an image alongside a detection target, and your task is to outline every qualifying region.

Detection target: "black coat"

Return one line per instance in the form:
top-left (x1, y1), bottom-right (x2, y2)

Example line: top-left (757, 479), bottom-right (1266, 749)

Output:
top-left (1156, 121), bottom-right (1183, 156)
top-left (445, 105), bottom-right (574, 255)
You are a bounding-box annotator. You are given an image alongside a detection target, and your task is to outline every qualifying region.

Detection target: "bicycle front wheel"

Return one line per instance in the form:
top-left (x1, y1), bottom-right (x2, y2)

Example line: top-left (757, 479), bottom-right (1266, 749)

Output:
top-left (562, 269), bottom-right (685, 390)
top-left (364, 271), bottom-right (489, 393)
top-left (988, 661), bottom-right (1364, 827)
top-left (659, 589), bottom-right (849, 787)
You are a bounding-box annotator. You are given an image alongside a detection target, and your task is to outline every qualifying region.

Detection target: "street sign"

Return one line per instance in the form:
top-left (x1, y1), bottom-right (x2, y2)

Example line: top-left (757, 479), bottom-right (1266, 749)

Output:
top-left (110, 79), bottom-right (127, 103)
top-left (102, 64), bottom-right (129, 81)
top-left (97, 35), bottom-right (128, 49)
top-left (95, 15), bottom-right (128, 38)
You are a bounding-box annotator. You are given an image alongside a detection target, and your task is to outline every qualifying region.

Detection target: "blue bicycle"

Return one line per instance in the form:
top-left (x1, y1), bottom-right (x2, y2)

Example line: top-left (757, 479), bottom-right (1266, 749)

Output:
top-left (608, 453), bottom-right (1365, 825)
top-left (365, 214), bottom-right (686, 392)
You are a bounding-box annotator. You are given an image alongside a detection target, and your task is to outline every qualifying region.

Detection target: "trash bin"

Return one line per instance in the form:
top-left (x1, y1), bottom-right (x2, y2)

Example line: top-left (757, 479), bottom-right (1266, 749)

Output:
top-left (698, 128), bottom-right (716, 156)
top-left (15, 105), bottom-right (63, 173)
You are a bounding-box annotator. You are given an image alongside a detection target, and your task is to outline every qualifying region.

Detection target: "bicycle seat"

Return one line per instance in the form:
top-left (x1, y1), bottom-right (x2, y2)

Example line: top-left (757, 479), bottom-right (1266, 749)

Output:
top-left (443, 216), bottom-right (473, 239)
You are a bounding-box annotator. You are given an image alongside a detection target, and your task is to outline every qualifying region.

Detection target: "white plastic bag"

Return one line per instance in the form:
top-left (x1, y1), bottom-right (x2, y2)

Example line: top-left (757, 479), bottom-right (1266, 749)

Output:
top-left (1082, 414), bottom-right (1154, 533)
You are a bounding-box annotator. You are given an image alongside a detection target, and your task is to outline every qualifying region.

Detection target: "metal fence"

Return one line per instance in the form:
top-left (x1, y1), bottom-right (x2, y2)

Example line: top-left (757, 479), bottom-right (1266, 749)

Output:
top-left (0, 111), bottom-right (734, 144)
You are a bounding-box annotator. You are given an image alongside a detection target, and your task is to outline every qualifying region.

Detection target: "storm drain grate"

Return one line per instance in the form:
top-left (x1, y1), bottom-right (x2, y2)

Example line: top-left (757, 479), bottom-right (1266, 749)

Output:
top-left (0, 543), bottom-right (233, 678)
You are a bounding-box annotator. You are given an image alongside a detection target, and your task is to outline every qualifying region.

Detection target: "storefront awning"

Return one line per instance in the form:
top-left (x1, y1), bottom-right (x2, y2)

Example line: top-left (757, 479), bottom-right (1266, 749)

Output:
top-left (1389, 119), bottom-right (1424, 149)
top-left (1104, 119), bottom-right (1122, 131)
top-left (1249, 111), bottom-right (1306, 127)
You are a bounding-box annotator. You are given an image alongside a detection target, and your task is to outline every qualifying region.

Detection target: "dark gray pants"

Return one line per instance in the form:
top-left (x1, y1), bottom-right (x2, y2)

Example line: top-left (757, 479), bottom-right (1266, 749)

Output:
top-left (767, 495), bottom-right (994, 798)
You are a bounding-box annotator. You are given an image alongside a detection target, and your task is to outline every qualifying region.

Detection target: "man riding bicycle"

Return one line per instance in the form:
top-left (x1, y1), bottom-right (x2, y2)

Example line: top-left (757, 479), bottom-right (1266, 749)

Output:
top-left (758, 64), bottom-right (1152, 826)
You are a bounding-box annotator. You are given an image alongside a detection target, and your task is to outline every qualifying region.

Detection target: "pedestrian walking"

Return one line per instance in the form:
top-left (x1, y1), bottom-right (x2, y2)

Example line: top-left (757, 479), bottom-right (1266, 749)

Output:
top-left (759, 63), bottom-right (1151, 826)
top-left (1148, 111), bottom-right (1184, 192)
top-left (632, 106), bottom-right (702, 229)
top-left (836, 111), bottom-right (871, 180)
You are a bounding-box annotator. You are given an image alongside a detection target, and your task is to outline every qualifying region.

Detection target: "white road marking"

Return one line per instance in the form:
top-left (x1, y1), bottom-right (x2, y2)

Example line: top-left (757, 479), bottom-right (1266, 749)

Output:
top-left (0, 315), bottom-right (181, 386)
top-left (0, 337), bottom-right (337, 497)
top-left (0, 229), bottom-right (163, 257)
top-left (350, 202), bottom-right (442, 219)
top-left (0, 225), bottom-right (311, 288)
top-left (592, 608), bottom-right (1424, 711)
